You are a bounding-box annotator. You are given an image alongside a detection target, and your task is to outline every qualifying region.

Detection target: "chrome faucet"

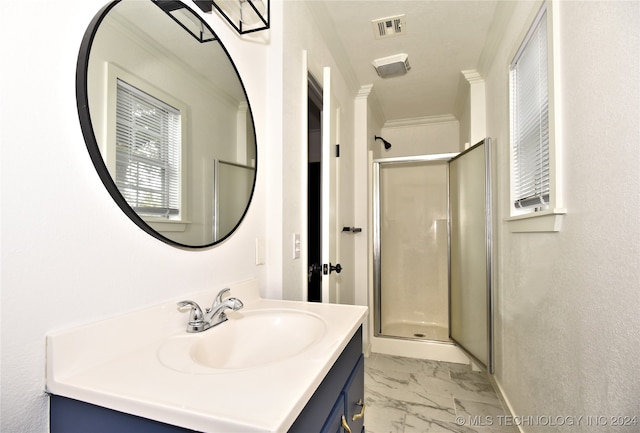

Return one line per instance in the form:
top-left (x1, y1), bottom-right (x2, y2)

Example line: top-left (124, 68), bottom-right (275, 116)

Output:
top-left (177, 288), bottom-right (244, 333)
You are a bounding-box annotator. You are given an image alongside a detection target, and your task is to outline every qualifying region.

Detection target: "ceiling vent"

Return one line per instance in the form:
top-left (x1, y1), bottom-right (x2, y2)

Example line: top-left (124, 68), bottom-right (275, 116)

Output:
top-left (372, 15), bottom-right (406, 39)
top-left (372, 53), bottom-right (411, 79)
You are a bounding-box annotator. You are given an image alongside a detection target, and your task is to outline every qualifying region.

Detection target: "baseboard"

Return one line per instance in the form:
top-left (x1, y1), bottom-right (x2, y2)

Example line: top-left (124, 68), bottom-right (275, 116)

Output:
top-left (363, 341), bottom-right (372, 358)
top-left (488, 375), bottom-right (525, 433)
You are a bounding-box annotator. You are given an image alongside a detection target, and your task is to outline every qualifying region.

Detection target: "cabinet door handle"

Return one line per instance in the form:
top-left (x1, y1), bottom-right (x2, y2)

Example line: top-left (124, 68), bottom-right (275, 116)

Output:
top-left (352, 399), bottom-right (366, 421)
top-left (341, 415), bottom-right (353, 433)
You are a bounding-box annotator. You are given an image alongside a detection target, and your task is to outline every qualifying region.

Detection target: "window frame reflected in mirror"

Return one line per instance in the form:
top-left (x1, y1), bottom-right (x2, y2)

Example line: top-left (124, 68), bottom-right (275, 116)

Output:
top-left (76, 0), bottom-right (257, 249)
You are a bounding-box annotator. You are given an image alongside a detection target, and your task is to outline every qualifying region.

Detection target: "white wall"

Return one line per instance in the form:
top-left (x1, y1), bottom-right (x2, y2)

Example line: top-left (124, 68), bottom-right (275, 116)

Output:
top-left (458, 90), bottom-right (471, 150)
top-left (0, 1), bottom-right (275, 431)
top-left (280, 1), bottom-right (358, 303)
top-left (484, 1), bottom-right (640, 429)
top-left (379, 119), bottom-right (460, 158)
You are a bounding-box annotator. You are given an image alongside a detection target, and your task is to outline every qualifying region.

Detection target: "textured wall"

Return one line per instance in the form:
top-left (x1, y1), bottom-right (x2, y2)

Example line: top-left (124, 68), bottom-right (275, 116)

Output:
top-left (485, 2), bottom-right (640, 431)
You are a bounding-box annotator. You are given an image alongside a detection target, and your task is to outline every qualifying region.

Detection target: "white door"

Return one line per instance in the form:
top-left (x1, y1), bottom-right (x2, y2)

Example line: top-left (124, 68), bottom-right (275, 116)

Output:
top-left (321, 66), bottom-right (341, 304)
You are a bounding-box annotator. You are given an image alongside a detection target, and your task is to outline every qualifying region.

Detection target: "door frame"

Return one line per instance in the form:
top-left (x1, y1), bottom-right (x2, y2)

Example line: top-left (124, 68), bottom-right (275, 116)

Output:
top-left (306, 66), bottom-right (341, 304)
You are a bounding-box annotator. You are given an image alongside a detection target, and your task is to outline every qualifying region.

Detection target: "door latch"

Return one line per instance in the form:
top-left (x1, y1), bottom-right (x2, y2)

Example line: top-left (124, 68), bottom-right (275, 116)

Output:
top-left (323, 263), bottom-right (342, 275)
top-left (308, 263), bottom-right (322, 282)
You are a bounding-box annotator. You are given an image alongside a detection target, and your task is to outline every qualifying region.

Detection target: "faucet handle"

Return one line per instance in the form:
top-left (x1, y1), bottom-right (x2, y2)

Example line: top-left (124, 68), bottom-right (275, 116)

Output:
top-left (227, 297), bottom-right (244, 311)
top-left (212, 288), bottom-right (231, 308)
top-left (177, 300), bottom-right (204, 324)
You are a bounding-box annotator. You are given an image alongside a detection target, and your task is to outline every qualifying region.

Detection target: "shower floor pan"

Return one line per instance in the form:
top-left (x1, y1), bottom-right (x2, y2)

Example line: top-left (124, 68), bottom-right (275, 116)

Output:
top-left (371, 322), bottom-right (467, 364)
top-left (382, 322), bottom-right (451, 343)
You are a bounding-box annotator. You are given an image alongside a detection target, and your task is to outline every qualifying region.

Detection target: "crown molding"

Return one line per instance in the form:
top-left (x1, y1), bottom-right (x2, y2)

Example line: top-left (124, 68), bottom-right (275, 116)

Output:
top-left (355, 84), bottom-right (385, 128)
top-left (462, 69), bottom-right (484, 84)
top-left (383, 114), bottom-right (458, 129)
top-left (356, 84), bottom-right (373, 99)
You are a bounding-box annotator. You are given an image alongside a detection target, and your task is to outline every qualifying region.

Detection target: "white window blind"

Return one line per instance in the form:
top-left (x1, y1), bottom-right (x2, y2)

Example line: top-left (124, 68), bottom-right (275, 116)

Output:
top-left (115, 79), bottom-right (181, 218)
top-left (510, 6), bottom-right (549, 210)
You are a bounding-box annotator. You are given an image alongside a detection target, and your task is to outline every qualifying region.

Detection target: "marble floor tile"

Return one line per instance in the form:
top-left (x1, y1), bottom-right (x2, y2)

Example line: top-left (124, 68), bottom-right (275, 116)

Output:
top-left (454, 398), bottom-right (515, 433)
top-left (450, 371), bottom-right (492, 386)
top-left (365, 386), bottom-right (457, 424)
top-left (404, 414), bottom-right (489, 433)
top-left (364, 354), bottom-right (517, 433)
top-left (365, 403), bottom-right (407, 433)
top-left (369, 353), bottom-right (452, 381)
top-left (454, 398), bottom-right (507, 419)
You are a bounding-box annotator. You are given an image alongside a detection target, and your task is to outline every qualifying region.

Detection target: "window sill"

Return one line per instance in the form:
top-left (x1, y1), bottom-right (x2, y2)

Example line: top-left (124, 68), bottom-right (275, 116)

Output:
top-left (505, 208), bottom-right (567, 233)
top-left (145, 219), bottom-right (191, 233)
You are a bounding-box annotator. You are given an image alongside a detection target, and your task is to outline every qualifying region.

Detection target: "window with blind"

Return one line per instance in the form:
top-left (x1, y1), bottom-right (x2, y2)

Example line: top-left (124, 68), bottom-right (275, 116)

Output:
top-left (115, 79), bottom-right (181, 219)
top-left (510, 4), bottom-right (549, 211)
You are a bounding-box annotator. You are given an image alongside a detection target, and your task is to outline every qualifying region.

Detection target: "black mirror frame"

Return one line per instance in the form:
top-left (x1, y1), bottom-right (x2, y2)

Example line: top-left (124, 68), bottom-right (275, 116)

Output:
top-left (76, 0), bottom-right (258, 249)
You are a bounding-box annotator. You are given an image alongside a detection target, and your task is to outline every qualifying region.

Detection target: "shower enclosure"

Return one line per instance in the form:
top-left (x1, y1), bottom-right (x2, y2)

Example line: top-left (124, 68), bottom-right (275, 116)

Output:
top-left (372, 143), bottom-right (492, 368)
top-left (373, 153), bottom-right (458, 346)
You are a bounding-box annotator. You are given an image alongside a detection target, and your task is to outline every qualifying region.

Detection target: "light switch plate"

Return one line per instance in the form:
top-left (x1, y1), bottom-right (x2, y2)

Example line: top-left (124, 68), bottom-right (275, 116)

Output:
top-left (293, 233), bottom-right (301, 260)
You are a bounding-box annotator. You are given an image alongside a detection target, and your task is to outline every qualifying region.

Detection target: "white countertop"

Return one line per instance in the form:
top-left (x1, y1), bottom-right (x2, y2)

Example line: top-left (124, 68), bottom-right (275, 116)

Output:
top-left (46, 279), bottom-right (368, 432)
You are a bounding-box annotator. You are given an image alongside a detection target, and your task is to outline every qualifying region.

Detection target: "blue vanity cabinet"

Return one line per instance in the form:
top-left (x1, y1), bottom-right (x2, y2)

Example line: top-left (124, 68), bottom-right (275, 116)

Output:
top-left (320, 395), bottom-right (346, 433)
top-left (49, 327), bottom-right (364, 433)
top-left (318, 355), bottom-right (365, 433)
top-left (50, 396), bottom-right (198, 433)
top-left (343, 354), bottom-right (365, 433)
top-left (289, 327), bottom-right (364, 433)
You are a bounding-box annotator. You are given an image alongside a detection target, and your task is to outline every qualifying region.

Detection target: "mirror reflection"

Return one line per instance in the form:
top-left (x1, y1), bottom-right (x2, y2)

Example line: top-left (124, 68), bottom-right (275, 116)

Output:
top-left (80, 0), bottom-right (257, 248)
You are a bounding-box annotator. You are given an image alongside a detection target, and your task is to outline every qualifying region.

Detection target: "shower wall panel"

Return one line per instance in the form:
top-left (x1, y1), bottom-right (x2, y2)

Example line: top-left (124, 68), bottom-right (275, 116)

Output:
top-left (379, 162), bottom-right (449, 340)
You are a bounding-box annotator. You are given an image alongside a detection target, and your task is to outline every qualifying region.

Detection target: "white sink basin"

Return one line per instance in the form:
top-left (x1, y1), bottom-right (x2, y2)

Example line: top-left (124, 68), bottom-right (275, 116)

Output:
top-left (158, 309), bottom-right (326, 373)
top-left (46, 280), bottom-right (369, 432)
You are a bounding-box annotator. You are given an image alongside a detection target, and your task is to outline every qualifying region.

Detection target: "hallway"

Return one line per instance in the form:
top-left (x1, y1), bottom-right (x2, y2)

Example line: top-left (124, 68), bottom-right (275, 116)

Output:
top-left (365, 353), bottom-right (516, 433)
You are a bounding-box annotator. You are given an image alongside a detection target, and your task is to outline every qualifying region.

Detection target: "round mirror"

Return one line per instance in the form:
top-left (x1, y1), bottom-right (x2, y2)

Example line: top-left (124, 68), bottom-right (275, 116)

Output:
top-left (77, 0), bottom-right (257, 249)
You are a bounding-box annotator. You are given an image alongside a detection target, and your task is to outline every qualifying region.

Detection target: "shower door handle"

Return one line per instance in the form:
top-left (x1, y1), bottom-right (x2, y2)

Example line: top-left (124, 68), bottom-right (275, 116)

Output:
top-left (323, 263), bottom-right (342, 275)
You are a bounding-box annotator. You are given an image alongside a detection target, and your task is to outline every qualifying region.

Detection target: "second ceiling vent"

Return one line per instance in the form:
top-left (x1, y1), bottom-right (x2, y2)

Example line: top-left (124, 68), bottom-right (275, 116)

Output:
top-left (372, 14), bottom-right (406, 39)
top-left (372, 53), bottom-right (411, 79)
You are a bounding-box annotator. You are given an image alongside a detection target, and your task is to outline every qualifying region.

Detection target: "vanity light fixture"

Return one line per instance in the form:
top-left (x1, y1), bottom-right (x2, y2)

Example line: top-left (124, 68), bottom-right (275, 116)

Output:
top-left (153, 0), bottom-right (217, 43)
top-left (194, 0), bottom-right (270, 34)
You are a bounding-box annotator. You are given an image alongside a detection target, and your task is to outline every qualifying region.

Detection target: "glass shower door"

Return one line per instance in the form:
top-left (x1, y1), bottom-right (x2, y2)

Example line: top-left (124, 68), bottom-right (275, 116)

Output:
top-left (213, 160), bottom-right (256, 242)
top-left (448, 139), bottom-right (493, 372)
top-left (373, 155), bottom-right (455, 343)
